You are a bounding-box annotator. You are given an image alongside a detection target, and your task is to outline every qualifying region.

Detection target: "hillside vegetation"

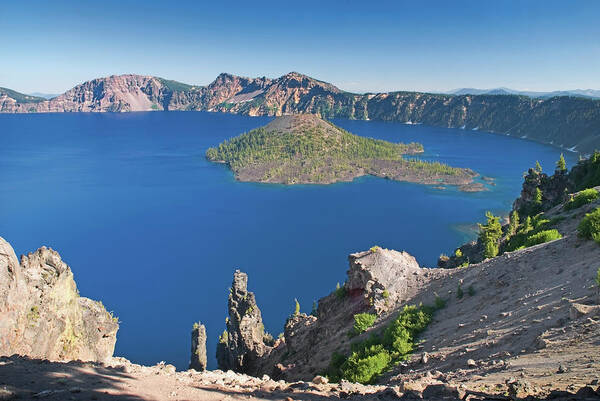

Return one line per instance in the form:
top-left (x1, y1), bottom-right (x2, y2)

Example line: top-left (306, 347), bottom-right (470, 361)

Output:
top-left (441, 151), bottom-right (600, 269)
top-left (206, 114), bottom-right (478, 187)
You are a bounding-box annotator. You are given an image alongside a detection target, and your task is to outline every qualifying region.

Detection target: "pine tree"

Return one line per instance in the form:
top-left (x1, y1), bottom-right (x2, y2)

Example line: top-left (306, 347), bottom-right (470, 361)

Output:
top-left (508, 210), bottom-right (520, 236)
top-left (556, 153), bottom-right (567, 172)
top-left (294, 298), bottom-right (300, 317)
top-left (311, 300), bottom-right (318, 316)
top-left (534, 187), bottom-right (543, 204)
top-left (478, 211), bottom-right (502, 259)
top-left (535, 161), bottom-right (542, 173)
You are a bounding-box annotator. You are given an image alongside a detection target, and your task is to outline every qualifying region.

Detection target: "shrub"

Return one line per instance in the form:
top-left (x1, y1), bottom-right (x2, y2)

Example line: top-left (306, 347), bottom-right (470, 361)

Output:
top-left (454, 249), bottom-right (463, 258)
top-left (577, 207), bottom-right (600, 243)
top-left (382, 289), bottom-right (390, 299)
top-left (564, 188), bottom-right (599, 211)
top-left (524, 229), bottom-right (562, 247)
top-left (434, 296), bottom-right (446, 310)
top-left (505, 213), bottom-right (563, 253)
top-left (352, 313), bottom-right (377, 336)
top-left (596, 268), bottom-right (600, 288)
top-left (327, 304), bottom-right (433, 384)
top-left (382, 305), bottom-right (432, 358)
top-left (531, 214), bottom-right (550, 230)
top-left (340, 344), bottom-right (391, 384)
top-left (370, 245), bottom-right (381, 253)
top-left (27, 305), bottom-right (40, 322)
top-left (457, 284), bottom-right (464, 299)
top-left (326, 352), bottom-right (347, 382)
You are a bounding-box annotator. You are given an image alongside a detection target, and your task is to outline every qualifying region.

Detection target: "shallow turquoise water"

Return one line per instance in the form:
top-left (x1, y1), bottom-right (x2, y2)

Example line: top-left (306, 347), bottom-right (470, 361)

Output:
top-left (0, 112), bottom-right (576, 369)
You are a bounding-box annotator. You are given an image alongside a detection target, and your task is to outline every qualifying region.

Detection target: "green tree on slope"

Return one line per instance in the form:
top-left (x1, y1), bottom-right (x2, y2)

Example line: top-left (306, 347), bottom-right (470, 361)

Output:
top-left (478, 211), bottom-right (502, 259)
top-left (556, 153), bottom-right (567, 172)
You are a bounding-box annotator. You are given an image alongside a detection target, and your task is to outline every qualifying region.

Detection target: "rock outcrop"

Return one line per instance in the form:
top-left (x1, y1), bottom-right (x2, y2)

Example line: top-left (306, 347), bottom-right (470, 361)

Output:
top-left (229, 248), bottom-right (450, 381)
top-left (216, 270), bottom-right (273, 375)
top-left (0, 237), bottom-right (118, 362)
top-left (346, 248), bottom-right (425, 314)
top-left (2, 72), bottom-right (600, 154)
top-left (513, 167), bottom-right (569, 215)
top-left (190, 322), bottom-right (207, 371)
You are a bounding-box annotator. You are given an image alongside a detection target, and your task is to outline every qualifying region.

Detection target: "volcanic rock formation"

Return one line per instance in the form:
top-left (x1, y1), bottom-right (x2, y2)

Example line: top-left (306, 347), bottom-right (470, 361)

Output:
top-left (0, 237), bottom-right (118, 362)
top-left (216, 270), bottom-right (273, 375)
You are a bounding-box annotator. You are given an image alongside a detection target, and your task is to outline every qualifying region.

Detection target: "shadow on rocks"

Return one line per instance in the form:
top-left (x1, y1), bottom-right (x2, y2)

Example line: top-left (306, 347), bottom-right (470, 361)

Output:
top-left (0, 355), bottom-right (147, 400)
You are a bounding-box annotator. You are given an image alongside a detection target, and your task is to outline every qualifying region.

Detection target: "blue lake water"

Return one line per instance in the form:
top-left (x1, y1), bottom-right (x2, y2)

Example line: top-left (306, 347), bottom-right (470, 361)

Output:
top-left (0, 112), bottom-right (576, 369)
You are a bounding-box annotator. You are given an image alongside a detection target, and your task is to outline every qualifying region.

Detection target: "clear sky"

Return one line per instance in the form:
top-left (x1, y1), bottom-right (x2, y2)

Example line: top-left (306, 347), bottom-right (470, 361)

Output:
top-left (2, 0), bottom-right (599, 94)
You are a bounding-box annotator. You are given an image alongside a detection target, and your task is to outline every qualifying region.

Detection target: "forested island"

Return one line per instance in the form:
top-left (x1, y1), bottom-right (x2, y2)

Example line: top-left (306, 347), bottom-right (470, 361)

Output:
top-left (206, 114), bottom-right (480, 188)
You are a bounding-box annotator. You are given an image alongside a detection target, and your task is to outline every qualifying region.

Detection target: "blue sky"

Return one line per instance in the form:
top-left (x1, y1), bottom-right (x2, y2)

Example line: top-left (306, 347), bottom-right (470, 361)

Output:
top-left (2, 0), bottom-right (599, 94)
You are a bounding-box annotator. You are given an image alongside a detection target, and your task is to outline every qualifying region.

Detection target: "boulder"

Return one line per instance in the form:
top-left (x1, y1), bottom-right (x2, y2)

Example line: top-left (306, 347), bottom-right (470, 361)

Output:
top-left (422, 384), bottom-right (461, 400)
top-left (346, 248), bottom-right (423, 313)
top-left (570, 303), bottom-right (600, 320)
top-left (312, 375), bottom-right (328, 385)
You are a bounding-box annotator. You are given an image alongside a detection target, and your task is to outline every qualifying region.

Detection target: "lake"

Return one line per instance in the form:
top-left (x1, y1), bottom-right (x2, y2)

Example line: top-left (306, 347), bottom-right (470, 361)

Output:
top-left (0, 111), bottom-right (576, 369)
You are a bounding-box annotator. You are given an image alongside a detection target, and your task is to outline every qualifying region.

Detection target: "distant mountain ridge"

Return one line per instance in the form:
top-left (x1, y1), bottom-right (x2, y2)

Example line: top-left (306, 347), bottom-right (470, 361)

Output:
top-left (1, 72), bottom-right (600, 154)
top-left (448, 87), bottom-right (600, 99)
top-left (28, 92), bottom-right (59, 99)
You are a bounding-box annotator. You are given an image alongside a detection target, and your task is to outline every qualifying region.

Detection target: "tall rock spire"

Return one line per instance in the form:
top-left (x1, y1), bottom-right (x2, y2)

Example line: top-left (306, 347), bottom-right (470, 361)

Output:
top-left (216, 270), bottom-right (273, 375)
top-left (190, 322), bottom-right (207, 371)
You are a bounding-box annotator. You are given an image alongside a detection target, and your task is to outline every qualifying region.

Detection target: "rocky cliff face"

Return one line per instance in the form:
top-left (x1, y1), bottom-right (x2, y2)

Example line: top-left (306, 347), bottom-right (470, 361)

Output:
top-left (0, 237), bottom-right (118, 362)
top-left (216, 270), bottom-right (273, 375)
top-left (3, 72), bottom-right (599, 154)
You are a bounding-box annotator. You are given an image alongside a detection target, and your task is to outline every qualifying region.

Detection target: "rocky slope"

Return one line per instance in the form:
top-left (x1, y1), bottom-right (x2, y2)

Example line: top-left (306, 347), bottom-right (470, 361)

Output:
top-left (3, 214), bottom-right (597, 401)
top-left (212, 173), bottom-right (600, 398)
top-left (206, 114), bottom-right (480, 188)
top-left (0, 237), bottom-right (118, 362)
top-left (2, 72), bottom-right (599, 154)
